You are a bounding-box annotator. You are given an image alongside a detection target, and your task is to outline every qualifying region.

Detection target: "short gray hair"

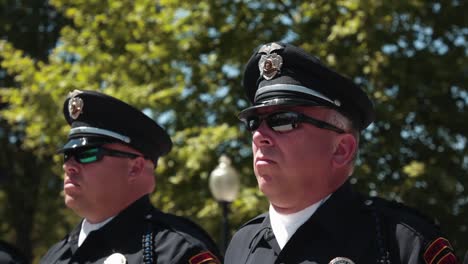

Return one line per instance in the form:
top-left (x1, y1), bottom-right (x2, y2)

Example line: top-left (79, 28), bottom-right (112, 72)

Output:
top-left (325, 110), bottom-right (360, 176)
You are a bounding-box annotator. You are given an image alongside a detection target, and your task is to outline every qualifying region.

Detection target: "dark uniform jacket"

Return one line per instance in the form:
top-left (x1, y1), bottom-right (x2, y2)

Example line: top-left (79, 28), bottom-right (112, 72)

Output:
top-left (40, 195), bottom-right (221, 264)
top-left (0, 240), bottom-right (28, 264)
top-left (225, 181), bottom-right (459, 264)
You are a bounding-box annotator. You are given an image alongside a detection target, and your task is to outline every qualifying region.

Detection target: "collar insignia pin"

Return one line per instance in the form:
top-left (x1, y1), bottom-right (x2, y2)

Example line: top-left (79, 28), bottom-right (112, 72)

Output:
top-left (329, 257), bottom-right (356, 264)
top-left (104, 252), bottom-right (127, 264)
top-left (258, 43), bottom-right (283, 80)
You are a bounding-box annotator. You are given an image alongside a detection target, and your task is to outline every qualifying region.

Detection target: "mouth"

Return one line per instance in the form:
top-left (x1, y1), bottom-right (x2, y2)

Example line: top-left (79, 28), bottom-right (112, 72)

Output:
top-left (255, 156), bottom-right (275, 165)
top-left (64, 178), bottom-right (80, 189)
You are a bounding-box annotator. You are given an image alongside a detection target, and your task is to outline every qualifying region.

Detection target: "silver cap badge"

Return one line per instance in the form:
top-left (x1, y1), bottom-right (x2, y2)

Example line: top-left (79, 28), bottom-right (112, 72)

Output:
top-left (258, 43), bottom-right (283, 80)
top-left (329, 257), bottom-right (356, 264)
top-left (68, 90), bottom-right (84, 120)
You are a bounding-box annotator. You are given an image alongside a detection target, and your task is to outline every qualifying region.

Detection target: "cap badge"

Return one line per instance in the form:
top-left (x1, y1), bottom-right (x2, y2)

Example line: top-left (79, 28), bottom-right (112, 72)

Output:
top-left (329, 257), bottom-right (356, 264)
top-left (68, 95), bottom-right (84, 120)
top-left (258, 42), bottom-right (283, 54)
top-left (104, 252), bottom-right (127, 264)
top-left (258, 43), bottom-right (283, 80)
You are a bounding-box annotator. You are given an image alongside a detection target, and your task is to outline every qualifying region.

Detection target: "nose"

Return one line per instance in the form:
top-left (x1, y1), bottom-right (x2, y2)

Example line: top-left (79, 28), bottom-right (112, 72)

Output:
top-left (252, 121), bottom-right (274, 147)
top-left (63, 156), bottom-right (80, 175)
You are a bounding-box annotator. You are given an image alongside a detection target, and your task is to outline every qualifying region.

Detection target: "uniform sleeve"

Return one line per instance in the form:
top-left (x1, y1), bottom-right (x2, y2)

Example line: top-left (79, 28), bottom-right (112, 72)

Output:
top-left (420, 237), bottom-right (459, 264)
top-left (395, 220), bottom-right (459, 264)
top-left (176, 246), bottom-right (220, 264)
top-left (153, 228), bottom-right (221, 264)
top-left (154, 237), bottom-right (220, 264)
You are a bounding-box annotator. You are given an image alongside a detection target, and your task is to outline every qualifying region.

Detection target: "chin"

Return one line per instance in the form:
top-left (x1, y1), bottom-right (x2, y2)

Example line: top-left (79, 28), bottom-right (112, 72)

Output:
top-left (258, 181), bottom-right (276, 196)
top-left (64, 195), bottom-right (80, 209)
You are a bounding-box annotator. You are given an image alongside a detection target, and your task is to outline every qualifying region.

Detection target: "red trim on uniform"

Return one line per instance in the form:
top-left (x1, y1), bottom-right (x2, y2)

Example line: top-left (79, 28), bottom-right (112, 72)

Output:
top-left (189, 251), bottom-right (219, 264)
top-left (424, 237), bottom-right (453, 264)
top-left (436, 252), bottom-right (459, 264)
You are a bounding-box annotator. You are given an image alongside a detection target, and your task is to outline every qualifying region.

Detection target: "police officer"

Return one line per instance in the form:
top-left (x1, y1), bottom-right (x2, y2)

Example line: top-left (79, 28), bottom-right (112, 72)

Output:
top-left (40, 90), bottom-right (221, 264)
top-left (225, 42), bottom-right (460, 264)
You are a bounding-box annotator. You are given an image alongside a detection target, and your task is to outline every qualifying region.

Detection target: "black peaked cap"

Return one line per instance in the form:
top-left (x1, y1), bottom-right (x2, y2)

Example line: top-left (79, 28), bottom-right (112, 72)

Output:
top-left (240, 42), bottom-right (375, 130)
top-left (60, 90), bottom-right (172, 162)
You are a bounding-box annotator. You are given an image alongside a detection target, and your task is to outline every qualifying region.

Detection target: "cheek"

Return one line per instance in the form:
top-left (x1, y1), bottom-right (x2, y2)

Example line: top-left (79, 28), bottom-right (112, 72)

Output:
top-left (83, 171), bottom-right (107, 193)
top-left (283, 134), bottom-right (333, 167)
top-left (86, 165), bottom-right (126, 189)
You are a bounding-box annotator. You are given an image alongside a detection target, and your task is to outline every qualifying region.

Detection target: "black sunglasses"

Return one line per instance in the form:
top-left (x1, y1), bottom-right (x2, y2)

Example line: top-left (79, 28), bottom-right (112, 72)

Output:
top-left (240, 111), bottom-right (346, 134)
top-left (64, 147), bottom-right (142, 164)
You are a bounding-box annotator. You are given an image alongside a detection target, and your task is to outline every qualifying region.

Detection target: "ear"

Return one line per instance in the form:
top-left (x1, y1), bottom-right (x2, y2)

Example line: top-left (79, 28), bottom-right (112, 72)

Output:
top-left (128, 157), bottom-right (146, 181)
top-left (332, 134), bottom-right (357, 168)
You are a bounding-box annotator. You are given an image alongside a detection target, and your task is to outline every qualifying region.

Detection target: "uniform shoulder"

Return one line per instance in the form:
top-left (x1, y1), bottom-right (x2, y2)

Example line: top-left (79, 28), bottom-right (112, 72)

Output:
top-left (367, 197), bottom-right (443, 247)
top-left (368, 196), bottom-right (439, 231)
top-left (0, 241), bottom-right (27, 264)
top-left (38, 235), bottom-right (69, 263)
top-left (38, 221), bottom-right (82, 263)
top-left (227, 213), bottom-right (267, 243)
top-left (238, 212), bottom-right (268, 230)
top-left (366, 197), bottom-right (459, 263)
top-left (153, 210), bottom-right (210, 238)
top-left (150, 209), bottom-right (221, 258)
top-left (225, 213), bottom-right (268, 262)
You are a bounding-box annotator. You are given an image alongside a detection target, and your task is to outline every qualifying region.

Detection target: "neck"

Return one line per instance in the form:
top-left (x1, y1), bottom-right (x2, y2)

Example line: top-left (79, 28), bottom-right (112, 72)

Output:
top-left (270, 197), bottom-right (323, 215)
top-left (271, 192), bottom-right (333, 215)
top-left (84, 194), bottom-right (146, 224)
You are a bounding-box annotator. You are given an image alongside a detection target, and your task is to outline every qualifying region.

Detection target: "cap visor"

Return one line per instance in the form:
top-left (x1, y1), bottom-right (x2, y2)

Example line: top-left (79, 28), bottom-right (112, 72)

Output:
top-left (57, 136), bottom-right (116, 153)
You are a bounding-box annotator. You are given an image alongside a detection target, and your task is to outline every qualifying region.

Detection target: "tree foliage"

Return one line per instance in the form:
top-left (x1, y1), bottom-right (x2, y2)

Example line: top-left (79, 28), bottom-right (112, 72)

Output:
top-left (0, 0), bottom-right (68, 261)
top-left (0, 0), bottom-right (466, 261)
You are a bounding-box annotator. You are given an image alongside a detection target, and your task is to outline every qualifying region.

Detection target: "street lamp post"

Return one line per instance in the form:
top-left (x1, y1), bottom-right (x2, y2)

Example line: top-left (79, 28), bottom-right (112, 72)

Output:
top-left (209, 155), bottom-right (240, 253)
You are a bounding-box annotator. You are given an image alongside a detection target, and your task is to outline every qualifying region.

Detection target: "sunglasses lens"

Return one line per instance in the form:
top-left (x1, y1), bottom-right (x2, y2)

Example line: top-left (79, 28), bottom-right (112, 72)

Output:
top-left (243, 112), bottom-right (300, 132)
top-left (76, 148), bottom-right (100, 163)
top-left (64, 148), bottom-right (100, 164)
top-left (244, 116), bottom-right (260, 131)
top-left (267, 112), bottom-right (298, 132)
top-left (63, 153), bottom-right (72, 162)
top-left (241, 111), bottom-right (344, 134)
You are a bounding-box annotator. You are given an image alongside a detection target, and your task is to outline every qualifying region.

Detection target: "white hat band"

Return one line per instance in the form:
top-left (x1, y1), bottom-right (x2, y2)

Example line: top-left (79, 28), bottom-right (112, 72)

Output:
top-left (69, 126), bottom-right (131, 143)
top-left (255, 84), bottom-right (340, 107)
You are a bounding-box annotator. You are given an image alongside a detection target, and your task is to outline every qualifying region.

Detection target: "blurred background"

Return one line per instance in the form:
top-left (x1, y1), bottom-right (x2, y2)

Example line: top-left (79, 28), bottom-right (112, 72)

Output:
top-left (0, 0), bottom-right (466, 262)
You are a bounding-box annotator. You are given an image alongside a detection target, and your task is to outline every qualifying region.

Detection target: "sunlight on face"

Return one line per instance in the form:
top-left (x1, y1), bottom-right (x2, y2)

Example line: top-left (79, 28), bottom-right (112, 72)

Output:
top-left (63, 144), bottom-right (134, 221)
top-left (251, 107), bottom-right (341, 211)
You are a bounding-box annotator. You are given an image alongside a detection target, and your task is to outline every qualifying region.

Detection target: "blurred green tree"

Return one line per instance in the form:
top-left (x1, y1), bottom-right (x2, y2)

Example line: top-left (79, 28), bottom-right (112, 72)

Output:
top-left (0, 0), bottom-right (466, 261)
top-left (0, 0), bottom-right (68, 261)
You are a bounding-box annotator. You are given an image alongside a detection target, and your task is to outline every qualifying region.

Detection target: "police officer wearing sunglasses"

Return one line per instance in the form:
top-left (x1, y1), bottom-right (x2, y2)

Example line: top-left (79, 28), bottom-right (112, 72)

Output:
top-left (225, 42), bottom-right (460, 264)
top-left (39, 90), bottom-right (221, 264)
